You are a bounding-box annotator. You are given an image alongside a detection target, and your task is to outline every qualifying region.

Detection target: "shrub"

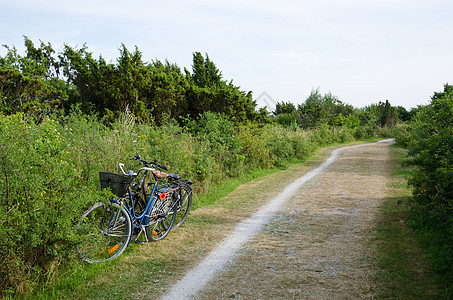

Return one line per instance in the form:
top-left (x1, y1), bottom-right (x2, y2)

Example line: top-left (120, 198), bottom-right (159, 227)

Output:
top-left (309, 123), bottom-right (335, 146)
top-left (353, 125), bottom-right (376, 140)
top-left (406, 85), bottom-right (453, 229)
top-left (392, 123), bottom-right (412, 148)
top-left (0, 113), bottom-right (105, 295)
top-left (405, 84), bottom-right (453, 293)
top-left (237, 124), bottom-right (271, 169)
top-left (337, 128), bottom-right (354, 144)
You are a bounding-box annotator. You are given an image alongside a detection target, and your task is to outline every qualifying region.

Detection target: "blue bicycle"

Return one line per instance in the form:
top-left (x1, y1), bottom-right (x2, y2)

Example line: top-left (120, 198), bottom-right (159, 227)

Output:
top-left (76, 155), bottom-right (193, 263)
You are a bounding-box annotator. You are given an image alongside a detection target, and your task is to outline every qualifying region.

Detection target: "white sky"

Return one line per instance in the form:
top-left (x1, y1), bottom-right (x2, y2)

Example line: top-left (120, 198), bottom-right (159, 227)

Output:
top-left (1, 0), bottom-right (452, 110)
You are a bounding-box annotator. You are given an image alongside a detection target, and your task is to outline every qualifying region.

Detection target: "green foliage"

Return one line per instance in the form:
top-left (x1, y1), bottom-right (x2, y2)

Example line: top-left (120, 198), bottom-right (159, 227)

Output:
top-left (237, 124), bottom-right (271, 169)
top-left (297, 89), bottom-right (354, 129)
top-left (361, 100), bottom-right (399, 128)
top-left (273, 101), bottom-right (300, 128)
top-left (344, 113), bottom-right (360, 129)
top-left (61, 46), bottom-right (259, 124)
top-left (188, 52), bottom-right (222, 88)
top-left (274, 101), bottom-right (296, 115)
top-left (1, 38), bottom-right (258, 124)
top-left (260, 125), bottom-right (298, 168)
top-left (379, 100), bottom-right (400, 127)
top-left (406, 84), bottom-right (453, 227)
top-left (0, 113), bottom-right (106, 295)
top-left (404, 84), bottom-right (453, 291)
top-left (62, 44), bottom-right (190, 124)
top-left (184, 53), bottom-right (258, 122)
top-left (0, 37), bottom-right (70, 118)
top-left (392, 123), bottom-right (412, 147)
top-left (274, 113), bottom-right (300, 128)
top-left (353, 125), bottom-right (376, 140)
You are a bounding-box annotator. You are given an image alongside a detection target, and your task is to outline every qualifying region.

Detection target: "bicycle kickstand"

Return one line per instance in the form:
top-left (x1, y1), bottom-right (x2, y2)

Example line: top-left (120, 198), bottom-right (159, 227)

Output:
top-left (135, 225), bottom-right (150, 250)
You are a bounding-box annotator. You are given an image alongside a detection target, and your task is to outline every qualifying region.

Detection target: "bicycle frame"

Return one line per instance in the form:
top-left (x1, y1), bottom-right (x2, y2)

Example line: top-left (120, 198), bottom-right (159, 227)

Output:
top-left (115, 165), bottom-right (177, 232)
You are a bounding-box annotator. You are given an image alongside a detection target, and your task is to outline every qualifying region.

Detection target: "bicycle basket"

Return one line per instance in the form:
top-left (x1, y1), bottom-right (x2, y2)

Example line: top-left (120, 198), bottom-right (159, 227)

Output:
top-left (99, 171), bottom-right (132, 197)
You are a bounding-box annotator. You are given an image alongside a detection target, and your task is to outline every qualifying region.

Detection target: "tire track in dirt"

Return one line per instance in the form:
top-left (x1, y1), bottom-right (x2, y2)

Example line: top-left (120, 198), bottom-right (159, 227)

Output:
top-left (162, 140), bottom-right (393, 299)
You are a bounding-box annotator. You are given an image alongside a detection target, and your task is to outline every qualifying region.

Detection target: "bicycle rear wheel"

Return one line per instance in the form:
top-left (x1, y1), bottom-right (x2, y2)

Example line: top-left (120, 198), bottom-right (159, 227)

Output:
top-left (172, 184), bottom-right (192, 229)
top-left (77, 201), bottom-right (132, 263)
top-left (145, 197), bottom-right (177, 242)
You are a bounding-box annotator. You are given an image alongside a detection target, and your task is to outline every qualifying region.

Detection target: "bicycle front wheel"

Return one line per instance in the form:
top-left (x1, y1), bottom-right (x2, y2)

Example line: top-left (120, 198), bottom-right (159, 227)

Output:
top-left (77, 201), bottom-right (132, 263)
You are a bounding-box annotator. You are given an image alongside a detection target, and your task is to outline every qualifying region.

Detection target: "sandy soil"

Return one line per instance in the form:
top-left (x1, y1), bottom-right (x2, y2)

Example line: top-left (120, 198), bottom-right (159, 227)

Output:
top-left (161, 141), bottom-right (393, 299)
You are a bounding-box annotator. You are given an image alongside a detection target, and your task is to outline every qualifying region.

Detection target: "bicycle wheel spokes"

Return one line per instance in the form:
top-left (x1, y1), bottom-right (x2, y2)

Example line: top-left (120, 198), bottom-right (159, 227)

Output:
top-left (77, 202), bottom-right (132, 263)
top-left (146, 197), bottom-right (177, 242)
top-left (173, 185), bottom-right (192, 229)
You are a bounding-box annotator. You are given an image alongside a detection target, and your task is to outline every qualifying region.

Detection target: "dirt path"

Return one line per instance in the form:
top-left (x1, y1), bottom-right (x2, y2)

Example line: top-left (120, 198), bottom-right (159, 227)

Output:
top-left (162, 140), bottom-right (393, 299)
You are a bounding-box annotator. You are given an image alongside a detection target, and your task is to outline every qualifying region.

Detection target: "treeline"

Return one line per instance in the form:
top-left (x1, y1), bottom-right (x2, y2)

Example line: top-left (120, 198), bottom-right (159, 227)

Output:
top-left (0, 37), bottom-right (415, 131)
top-left (395, 84), bottom-right (453, 296)
top-left (272, 90), bottom-right (415, 138)
top-left (0, 37), bottom-right (260, 124)
top-left (0, 37), bottom-right (410, 297)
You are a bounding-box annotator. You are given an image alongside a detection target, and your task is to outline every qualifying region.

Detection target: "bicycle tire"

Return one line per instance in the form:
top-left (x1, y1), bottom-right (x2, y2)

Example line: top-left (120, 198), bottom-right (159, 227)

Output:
top-left (172, 184), bottom-right (192, 229)
top-left (77, 201), bottom-right (132, 263)
top-left (145, 197), bottom-right (177, 242)
top-left (132, 192), bottom-right (146, 215)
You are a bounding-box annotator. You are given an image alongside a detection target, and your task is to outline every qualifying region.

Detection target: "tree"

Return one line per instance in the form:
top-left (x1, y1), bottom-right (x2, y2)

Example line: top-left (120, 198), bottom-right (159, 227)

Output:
top-left (189, 52), bottom-right (222, 88)
top-left (396, 106), bottom-right (411, 122)
top-left (184, 52), bottom-right (258, 122)
top-left (3, 40), bottom-right (260, 124)
top-left (298, 89), bottom-right (327, 128)
top-left (274, 101), bottom-right (296, 115)
top-left (297, 89), bottom-right (353, 129)
top-left (379, 100), bottom-right (399, 127)
top-left (0, 37), bottom-right (69, 118)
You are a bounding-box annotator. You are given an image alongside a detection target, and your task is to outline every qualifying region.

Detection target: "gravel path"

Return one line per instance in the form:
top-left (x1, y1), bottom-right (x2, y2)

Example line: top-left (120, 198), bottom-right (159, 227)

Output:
top-left (162, 140), bottom-right (393, 299)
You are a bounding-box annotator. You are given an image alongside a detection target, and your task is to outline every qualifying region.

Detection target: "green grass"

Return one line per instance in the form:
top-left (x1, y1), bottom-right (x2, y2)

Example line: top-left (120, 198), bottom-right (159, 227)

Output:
top-left (380, 146), bottom-right (453, 299)
top-left (371, 145), bottom-right (442, 298)
top-left (193, 167), bottom-right (281, 209)
top-left (415, 228), bottom-right (453, 298)
top-left (193, 154), bottom-right (317, 209)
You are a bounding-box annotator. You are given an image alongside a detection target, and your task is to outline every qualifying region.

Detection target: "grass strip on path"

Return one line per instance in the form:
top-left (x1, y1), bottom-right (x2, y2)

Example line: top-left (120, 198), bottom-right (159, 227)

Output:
top-left (371, 145), bottom-right (441, 298)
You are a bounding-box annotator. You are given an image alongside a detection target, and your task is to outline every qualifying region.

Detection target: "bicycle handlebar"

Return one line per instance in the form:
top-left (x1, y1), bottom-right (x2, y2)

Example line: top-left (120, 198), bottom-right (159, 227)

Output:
top-left (130, 154), bottom-right (168, 171)
top-left (118, 163), bottom-right (138, 176)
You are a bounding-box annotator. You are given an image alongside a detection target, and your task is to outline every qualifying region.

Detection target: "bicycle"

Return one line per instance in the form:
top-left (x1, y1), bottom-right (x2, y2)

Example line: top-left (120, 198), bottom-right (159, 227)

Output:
top-left (76, 155), bottom-right (193, 263)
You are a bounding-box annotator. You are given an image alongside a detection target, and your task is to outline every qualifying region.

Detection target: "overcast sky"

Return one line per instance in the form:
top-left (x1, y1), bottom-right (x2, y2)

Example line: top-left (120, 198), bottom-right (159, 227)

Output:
top-left (1, 0), bottom-right (452, 110)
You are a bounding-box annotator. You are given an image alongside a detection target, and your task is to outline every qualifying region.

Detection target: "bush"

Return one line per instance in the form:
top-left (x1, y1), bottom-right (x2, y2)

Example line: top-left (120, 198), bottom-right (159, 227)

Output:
top-left (310, 123), bottom-right (335, 146)
top-left (404, 85), bottom-right (453, 292)
top-left (392, 123), bottom-right (412, 148)
top-left (337, 128), bottom-right (355, 144)
top-left (353, 125), bottom-right (376, 140)
top-left (237, 124), bottom-right (271, 169)
top-left (0, 113), bottom-right (105, 295)
top-left (259, 125), bottom-right (296, 168)
top-left (406, 85), bottom-right (453, 228)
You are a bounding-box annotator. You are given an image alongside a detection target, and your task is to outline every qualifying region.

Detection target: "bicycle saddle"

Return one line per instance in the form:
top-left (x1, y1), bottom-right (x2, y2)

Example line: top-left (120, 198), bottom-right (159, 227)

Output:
top-left (152, 171), bottom-right (180, 180)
